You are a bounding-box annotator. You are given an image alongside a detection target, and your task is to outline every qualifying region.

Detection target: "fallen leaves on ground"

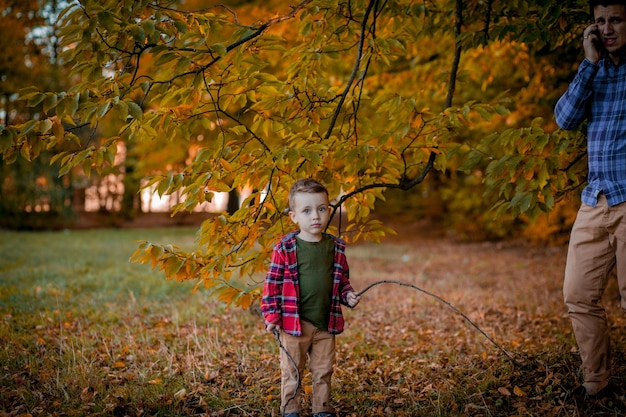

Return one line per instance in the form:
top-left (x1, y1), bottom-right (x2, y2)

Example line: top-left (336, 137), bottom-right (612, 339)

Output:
top-left (3, 226), bottom-right (626, 416)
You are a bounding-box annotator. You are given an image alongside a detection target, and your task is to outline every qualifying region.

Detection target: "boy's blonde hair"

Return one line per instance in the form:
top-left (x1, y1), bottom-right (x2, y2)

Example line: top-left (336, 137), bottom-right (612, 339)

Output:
top-left (288, 178), bottom-right (329, 210)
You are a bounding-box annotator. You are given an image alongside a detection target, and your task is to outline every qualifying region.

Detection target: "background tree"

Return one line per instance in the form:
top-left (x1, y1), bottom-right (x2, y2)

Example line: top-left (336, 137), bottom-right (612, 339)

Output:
top-left (0, 0), bottom-right (79, 228)
top-left (1, 0), bottom-right (591, 305)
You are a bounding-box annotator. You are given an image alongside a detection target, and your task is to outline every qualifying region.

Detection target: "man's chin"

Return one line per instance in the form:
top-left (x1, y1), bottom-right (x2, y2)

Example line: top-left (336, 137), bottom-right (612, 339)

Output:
top-left (607, 45), bottom-right (626, 57)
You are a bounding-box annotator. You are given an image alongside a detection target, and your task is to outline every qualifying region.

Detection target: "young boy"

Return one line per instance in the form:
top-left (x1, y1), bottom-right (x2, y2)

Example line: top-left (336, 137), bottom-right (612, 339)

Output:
top-left (261, 178), bottom-right (360, 417)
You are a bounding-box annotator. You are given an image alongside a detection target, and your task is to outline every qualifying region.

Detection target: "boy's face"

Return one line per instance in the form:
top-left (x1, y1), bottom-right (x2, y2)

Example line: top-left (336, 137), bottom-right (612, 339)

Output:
top-left (289, 192), bottom-right (331, 242)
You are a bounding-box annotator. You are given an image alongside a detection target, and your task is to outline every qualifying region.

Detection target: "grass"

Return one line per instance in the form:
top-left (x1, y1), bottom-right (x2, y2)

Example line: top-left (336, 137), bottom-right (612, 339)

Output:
top-left (1, 227), bottom-right (626, 416)
top-left (0, 228), bottom-right (261, 416)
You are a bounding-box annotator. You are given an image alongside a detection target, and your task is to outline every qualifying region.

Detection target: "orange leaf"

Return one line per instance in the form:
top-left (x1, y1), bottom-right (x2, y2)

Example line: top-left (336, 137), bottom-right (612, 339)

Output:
top-left (513, 386), bottom-right (526, 397)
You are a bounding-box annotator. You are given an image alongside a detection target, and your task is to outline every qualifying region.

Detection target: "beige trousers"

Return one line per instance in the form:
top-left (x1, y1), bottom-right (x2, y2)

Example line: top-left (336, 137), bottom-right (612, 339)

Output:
top-left (280, 320), bottom-right (335, 415)
top-left (563, 194), bottom-right (626, 387)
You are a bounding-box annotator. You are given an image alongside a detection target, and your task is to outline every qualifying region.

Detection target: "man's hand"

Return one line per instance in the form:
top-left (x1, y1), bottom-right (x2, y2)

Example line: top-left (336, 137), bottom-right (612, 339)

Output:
top-left (583, 23), bottom-right (603, 64)
top-left (346, 291), bottom-right (361, 308)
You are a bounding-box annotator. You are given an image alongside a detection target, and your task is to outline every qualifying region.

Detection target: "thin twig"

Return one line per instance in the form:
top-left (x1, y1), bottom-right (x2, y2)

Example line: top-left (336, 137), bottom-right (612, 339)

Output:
top-left (356, 279), bottom-right (516, 363)
top-left (324, 0), bottom-right (378, 140)
top-left (210, 403), bottom-right (251, 415)
top-left (273, 328), bottom-right (299, 415)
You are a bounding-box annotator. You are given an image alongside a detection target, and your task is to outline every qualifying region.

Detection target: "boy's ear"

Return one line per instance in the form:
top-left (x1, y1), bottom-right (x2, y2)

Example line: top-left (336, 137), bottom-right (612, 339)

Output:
top-left (288, 210), bottom-right (297, 224)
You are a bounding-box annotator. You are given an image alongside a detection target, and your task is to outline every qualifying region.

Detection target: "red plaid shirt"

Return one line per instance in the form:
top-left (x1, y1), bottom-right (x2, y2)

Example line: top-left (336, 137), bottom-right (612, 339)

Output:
top-left (261, 231), bottom-right (355, 336)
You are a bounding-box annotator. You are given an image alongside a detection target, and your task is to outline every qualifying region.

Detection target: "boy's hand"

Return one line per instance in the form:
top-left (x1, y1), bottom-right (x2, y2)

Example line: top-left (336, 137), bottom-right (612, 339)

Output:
top-left (346, 291), bottom-right (360, 308)
top-left (266, 323), bottom-right (280, 334)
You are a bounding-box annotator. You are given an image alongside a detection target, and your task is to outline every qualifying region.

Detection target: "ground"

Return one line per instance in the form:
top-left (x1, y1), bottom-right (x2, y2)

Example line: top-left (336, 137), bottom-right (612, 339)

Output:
top-left (8, 211), bottom-right (625, 416)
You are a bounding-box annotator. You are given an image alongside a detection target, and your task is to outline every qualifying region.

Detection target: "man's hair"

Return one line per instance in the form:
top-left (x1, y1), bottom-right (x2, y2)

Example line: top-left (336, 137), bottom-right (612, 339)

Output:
top-left (590, 0), bottom-right (626, 16)
top-left (288, 178), bottom-right (328, 210)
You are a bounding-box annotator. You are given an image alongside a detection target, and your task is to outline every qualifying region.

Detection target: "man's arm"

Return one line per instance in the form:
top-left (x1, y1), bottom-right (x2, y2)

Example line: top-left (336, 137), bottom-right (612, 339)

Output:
top-left (554, 59), bottom-right (598, 130)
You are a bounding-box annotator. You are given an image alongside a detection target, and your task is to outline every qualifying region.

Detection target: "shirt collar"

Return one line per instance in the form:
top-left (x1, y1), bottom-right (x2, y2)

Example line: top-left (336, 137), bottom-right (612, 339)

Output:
top-left (604, 48), bottom-right (626, 66)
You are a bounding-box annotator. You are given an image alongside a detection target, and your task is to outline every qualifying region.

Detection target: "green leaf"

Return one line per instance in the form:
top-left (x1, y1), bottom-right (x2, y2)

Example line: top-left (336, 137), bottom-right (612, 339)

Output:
top-left (211, 43), bottom-right (227, 57)
top-left (50, 151), bottom-right (68, 166)
top-left (37, 119), bottom-right (53, 134)
top-left (157, 174), bottom-right (173, 197)
top-left (475, 106), bottom-right (492, 121)
top-left (96, 101), bottom-right (111, 119)
top-left (0, 129), bottom-right (14, 153)
top-left (230, 125), bottom-right (248, 136)
top-left (130, 24), bottom-right (145, 43)
top-left (128, 102), bottom-right (143, 121)
top-left (142, 19), bottom-right (155, 36)
top-left (510, 192), bottom-right (533, 215)
top-left (114, 100), bottom-right (128, 120)
top-left (27, 93), bottom-right (46, 108)
top-left (174, 20), bottom-right (188, 34)
top-left (458, 150), bottom-right (485, 172)
top-left (255, 72), bottom-right (279, 83)
top-left (97, 11), bottom-right (115, 31)
top-left (153, 52), bottom-right (177, 67)
top-left (20, 120), bottom-right (38, 136)
top-left (43, 94), bottom-right (58, 114)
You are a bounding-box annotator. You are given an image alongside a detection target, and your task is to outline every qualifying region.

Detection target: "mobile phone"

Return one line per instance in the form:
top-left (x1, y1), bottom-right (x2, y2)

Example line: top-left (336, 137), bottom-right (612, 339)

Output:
top-left (590, 29), bottom-right (605, 54)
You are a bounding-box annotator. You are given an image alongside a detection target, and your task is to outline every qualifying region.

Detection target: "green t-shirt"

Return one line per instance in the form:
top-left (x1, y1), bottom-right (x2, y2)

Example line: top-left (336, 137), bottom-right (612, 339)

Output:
top-left (296, 235), bottom-right (334, 331)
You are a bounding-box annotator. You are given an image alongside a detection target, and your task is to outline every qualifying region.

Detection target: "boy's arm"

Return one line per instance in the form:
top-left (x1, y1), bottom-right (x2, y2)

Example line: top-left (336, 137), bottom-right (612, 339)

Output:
top-left (337, 250), bottom-right (359, 307)
top-left (261, 246), bottom-right (285, 329)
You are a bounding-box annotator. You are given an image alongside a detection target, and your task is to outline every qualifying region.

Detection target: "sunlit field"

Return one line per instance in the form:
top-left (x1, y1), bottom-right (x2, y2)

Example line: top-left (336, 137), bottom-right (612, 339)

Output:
top-left (2, 227), bottom-right (626, 416)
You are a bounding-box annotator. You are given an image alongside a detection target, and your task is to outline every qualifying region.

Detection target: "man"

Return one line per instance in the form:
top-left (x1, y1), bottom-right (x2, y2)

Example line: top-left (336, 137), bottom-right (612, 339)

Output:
top-left (554, 0), bottom-right (626, 399)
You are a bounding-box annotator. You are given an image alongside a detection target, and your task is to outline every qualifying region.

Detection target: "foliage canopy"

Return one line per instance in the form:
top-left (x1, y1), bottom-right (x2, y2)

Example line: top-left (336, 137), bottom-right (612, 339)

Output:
top-left (1, 0), bottom-right (592, 306)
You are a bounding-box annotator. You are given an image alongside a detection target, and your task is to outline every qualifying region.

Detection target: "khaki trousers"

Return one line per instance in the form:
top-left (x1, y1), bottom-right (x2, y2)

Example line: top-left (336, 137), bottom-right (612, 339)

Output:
top-left (563, 194), bottom-right (626, 386)
top-left (280, 320), bottom-right (335, 415)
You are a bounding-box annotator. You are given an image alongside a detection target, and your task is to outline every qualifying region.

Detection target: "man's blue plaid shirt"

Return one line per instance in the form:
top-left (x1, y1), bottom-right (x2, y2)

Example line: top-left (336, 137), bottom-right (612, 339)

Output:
top-left (555, 57), bottom-right (626, 207)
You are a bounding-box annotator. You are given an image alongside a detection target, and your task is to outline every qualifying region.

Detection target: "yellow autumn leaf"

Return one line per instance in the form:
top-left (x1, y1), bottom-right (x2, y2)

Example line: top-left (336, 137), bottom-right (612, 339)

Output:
top-left (113, 361), bottom-right (126, 369)
top-left (513, 386), bottom-right (526, 397)
top-left (220, 158), bottom-right (233, 172)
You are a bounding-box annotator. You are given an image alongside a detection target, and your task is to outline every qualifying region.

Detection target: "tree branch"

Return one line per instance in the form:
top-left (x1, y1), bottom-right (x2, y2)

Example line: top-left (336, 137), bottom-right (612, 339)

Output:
top-left (328, 1), bottom-right (466, 223)
top-left (445, 0), bottom-right (463, 109)
top-left (388, 0), bottom-right (464, 199)
top-left (483, 0), bottom-right (493, 44)
top-left (150, 0), bottom-right (314, 87)
top-left (324, 0), bottom-right (378, 140)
